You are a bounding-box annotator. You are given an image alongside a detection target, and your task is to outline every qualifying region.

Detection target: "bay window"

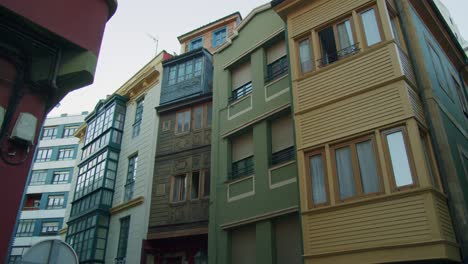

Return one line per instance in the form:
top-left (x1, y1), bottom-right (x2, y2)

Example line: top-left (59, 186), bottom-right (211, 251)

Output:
top-left (360, 7), bottom-right (382, 47)
top-left (306, 149), bottom-right (328, 207)
top-left (318, 18), bottom-right (357, 66)
top-left (297, 37), bottom-right (313, 74)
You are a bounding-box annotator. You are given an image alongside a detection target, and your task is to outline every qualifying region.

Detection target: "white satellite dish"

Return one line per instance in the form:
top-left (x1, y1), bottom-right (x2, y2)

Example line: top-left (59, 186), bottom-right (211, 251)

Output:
top-left (21, 239), bottom-right (78, 264)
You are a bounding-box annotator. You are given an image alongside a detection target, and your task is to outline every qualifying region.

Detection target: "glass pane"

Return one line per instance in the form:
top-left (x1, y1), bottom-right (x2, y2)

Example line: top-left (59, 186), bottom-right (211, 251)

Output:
top-left (309, 155), bottom-right (327, 205)
top-left (356, 140), bottom-right (380, 193)
top-left (191, 172), bottom-right (200, 199)
top-left (195, 107), bottom-right (203, 129)
top-left (177, 113), bottom-right (183, 132)
top-left (386, 131), bottom-right (413, 187)
top-left (299, 39), bottom-right (312, 73)
top-left (319, 26), bottom-right (338, 64)
top-left (390, 16), bottom-right (401, 45)
top-left (361, 8), bottom-right (381, 46)
top-left (204, 170), bottom-right (210, 196)
top-left (337, 19), bottom-right (354, 49)
top-left (184, 111), bottom-right (190, 132)
top-left (335, 147), bottom-right (356, 199)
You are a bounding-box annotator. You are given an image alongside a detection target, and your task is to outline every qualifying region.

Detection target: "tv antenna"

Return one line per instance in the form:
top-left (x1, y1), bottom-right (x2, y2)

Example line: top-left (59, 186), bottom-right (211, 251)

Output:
top-left (146, 33), bottom-right (159, 57)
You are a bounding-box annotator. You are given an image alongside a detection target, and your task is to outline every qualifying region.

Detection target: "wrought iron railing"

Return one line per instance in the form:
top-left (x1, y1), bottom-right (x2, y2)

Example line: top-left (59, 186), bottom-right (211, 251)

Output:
top-left (271, 146), bottom-right (295, 166)
top-left (228, 82), bottom-right (253, 103)
top-left (114, 257), bottom-right (126, 264)
top-left (317, 43), bottom-right (360, 67)
top-left (229, 156), bottom-right (254, 180)
top-left (266, 56), bottom-right (289, 82)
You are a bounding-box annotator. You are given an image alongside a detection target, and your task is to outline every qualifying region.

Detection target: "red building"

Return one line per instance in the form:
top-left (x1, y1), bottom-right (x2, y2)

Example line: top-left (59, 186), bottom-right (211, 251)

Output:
top-left (0, 1), bottom-right (117, 261)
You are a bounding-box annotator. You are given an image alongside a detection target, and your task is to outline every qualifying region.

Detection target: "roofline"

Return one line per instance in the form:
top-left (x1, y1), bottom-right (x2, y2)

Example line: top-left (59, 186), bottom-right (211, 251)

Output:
top-left (177, 12), bottom-right (242, 41)
top-left (162, 47), bottom-right (212, 66)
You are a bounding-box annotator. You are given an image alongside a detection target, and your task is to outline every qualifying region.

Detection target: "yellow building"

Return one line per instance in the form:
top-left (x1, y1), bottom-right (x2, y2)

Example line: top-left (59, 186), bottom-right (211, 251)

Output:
top-left (273, 0), bottom-right (462, 263)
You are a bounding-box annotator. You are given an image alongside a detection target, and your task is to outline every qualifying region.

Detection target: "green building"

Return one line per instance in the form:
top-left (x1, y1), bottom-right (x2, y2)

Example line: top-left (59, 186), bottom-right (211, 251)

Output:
top-left (208, 4), bottom-right (301, 264)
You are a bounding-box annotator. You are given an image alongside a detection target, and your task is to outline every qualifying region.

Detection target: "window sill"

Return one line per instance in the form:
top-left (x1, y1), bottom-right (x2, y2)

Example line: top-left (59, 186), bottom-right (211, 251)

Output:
top-left (268, 160), bottom-right (296, 171)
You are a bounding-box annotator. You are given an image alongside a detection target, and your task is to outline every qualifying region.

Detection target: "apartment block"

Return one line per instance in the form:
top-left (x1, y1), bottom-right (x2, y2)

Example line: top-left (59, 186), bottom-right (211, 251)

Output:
top-left (8, 113), bottom-right (86, 263)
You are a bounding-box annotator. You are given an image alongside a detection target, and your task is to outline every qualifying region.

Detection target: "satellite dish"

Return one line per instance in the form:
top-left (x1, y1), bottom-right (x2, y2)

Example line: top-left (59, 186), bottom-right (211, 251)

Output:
top-left (21, 239), bottom-right (78, 264)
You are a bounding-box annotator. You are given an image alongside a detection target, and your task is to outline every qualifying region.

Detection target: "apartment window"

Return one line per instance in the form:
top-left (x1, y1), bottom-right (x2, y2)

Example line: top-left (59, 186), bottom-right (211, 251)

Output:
top-left (193, 106), bottom-right (204, 130)
top-left (383, 127), bottom-right (416, 190)
top-left (171, 174), bottom-right (187, 202)
top-left (190, 37), bottom-right (203, 51)
top-left (52, 171), bottom-right (70, 184)
top-left (266, 40), bottom-right (288, 82)
top-left (30, 170), bottom-right (47, 185)
top-left (162, 120), bottom-right (172, 131)
top-left (189, 170), bottom-right (210, 200)
top-left (8, 246), bottom-right (29, 264)
top-left (36, 148), bottom-right (52, 162)
top-left (46, 195), bottom-right (64, 209)
top-left (206, 103), bottom-right (212, 128)
top-left (213, 27), bottom-right (227, 47)
top-left (124, 155), bottom-right (138, 202)
top-left (63, 126), bottom-right (79, 138)
top-left (175, 109), bottom-right (191, 134)
top-left (452, 76), bottom-right (468, 116)
top-left (306, 150), bottom-right (328, 207)
top-left (230, 61), bottom-right (252, 103)
top-left (194, 58), bottom-right (203, 77)
top-left (298, 36), bottom-right (313, 74)
top-left (133, 97), bottom-right (144, 138)
top-left (191, 171), bottom-right (201, 200)
top-left (57, 148), bottom-right (74, 160)
top-left (271, 115), bottom-right (295, 166)
top-left (42, 126), bottom-right (57, 140)
top-left (318, 18), bottom-right (358, 66)
top-left (41, 222), bottom-right (59, 235)
top-left (231, 131), bottom-right (254, 180)
top-left (168, 66), bottom-right (177, 85)
top-left (116, 216), bottom-right (130, 262)
top-left (16, 219), bottom-right (35, 237)
top-left (360, 7), bottom-right (382, 47)
top-left (331, 135), bottom-right (382, 201)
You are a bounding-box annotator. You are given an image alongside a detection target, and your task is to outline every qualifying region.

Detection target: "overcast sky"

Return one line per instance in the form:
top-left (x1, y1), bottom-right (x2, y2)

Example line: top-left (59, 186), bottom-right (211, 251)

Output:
top-left (48, 0), bottom-right (468, 117)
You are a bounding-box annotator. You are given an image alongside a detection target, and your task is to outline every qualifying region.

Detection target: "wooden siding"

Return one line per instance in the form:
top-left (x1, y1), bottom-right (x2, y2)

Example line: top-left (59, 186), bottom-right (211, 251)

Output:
top-left (398, 47), bottom-right (417, 86)
top-left (434, 194), bottom-right (456, 242)
top-left (289, 0), bottom-right (372, 37)
top-left (407, 85), bottom-right (427, 125)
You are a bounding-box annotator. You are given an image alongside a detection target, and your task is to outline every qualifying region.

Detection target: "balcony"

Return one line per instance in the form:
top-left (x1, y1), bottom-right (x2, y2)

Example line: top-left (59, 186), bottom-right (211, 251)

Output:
top-left (229, 156), bottom-right (254, 180)
top-left (317, 43), bottom-right (360, 68)
top-left (229, 82), bottom-right (253, 104)
top-left (271, 146), bottom-right (295, 166)
top-left (266, 56), bottom-right (289, 83)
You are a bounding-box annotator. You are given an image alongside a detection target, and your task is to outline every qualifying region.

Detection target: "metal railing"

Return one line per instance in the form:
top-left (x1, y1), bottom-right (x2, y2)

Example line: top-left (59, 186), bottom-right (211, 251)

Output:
top-left (229, 156), bottom-right (254, 180)
top-left (228, 82), bottom-right (253, 103)
top-left (266, 56), bottom-right (289, 82)
top-left (317, 43), bottom-right (360, 67)
top-left (271, 146), bottom-right (295, 166)
top-left (114, 257), bottom-right (126, 264)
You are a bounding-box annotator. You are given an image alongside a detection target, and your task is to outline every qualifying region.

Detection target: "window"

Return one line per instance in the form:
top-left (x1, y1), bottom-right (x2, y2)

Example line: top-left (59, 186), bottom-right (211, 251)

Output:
top-left (30, 171), bottom-right (47, 185)
top-left (52, 171), bottom-right (70, 184)
top-left (271, 115), bottom-right (295, 166)
top-left (189, 37), bottom-right (203, 51)
top-left (213, 27), bottom-right (227, 47)
top-left (266, 40), bottom-right (288, 82)
top-left (57, 148), bottom-right (74, 160)
top-left (203, 170), bottom-right (210, 197)
top-left (46, 195), bottom-right (65, 209)
top-left (230, 61), bottom-right (252, 103)
top-left (206, 103), bottom-right (212, 128)
top-left (298, 37), bottom-right (313, 74)
top-left (162, 120), bottom-right (172, 131)
top-left (318, 18), bottom-right (358, 66)
top-left (382, 127), bottom-right (416, 190)
top-left (306, 150), bottom-right (328, 207)
top-left (175, 109), bottom-right (191, 134)
top-left (177, 63), bottom-right (186, 83)
top-left (41, 222), bottom-right (59, 235)
top-left (167, 58), bottom-right (202, 87)
top-left (452, 76), bottom-right (468, 116)
top-left (193, 106), bottom-right (203, 130)
top-left (194, 58), bottom-right (203, 77)
top-left (191, 171), bottom-right (201, 200)
top-left (41, 126), bottom-right (57, 140)
top-left (124, 155), bottom-right (138, 202)
top-left (231, 131), bottom-right (254, 180)
top-left (8, 246), bottom-right (29, 264)
top-left (189, 170), bottom-right (210, 200)
top-left (168, 66), bottom-right (177, 85)
top-left (360, 7), bottom-right (382, 47)
top-left (133, 97), bottom-right (144, 138)
top-left (36, 148), bottom-right (52, 162)
top-left (171, 174), bottom-right (187, 202)
top-left (63, 126), bottom-right (79, 138)
top-left (331, 135), bottom-right (382, 201)
top-left (16, 219), bottom-right (35, 237)
top-left (116, 216), bottom-right (130, 262)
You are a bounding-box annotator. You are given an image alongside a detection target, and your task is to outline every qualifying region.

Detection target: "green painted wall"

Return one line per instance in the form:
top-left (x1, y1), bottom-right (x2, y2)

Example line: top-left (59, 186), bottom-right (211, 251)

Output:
top-left (209, 7), bottom-right (300, 264)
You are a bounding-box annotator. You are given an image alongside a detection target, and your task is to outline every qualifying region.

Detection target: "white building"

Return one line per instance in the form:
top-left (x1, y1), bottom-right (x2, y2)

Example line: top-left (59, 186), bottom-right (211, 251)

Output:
top-left (8, 112), bottom-right (87, 263)
top-left (61, 51), bottom-right (169, 264)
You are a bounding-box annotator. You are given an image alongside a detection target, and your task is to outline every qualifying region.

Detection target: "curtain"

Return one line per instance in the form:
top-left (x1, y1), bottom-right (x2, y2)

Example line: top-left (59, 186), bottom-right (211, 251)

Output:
top-left (299, 39), bottom-right (312, 72)
top-left (361, 8), bottom-right (381, 46)
top-left (319, 26), bottom-right (337, 64)
top-left (356, 140), bottom-right (380, 194)
top-left (337, 20), bottom-right (354, 49)
top-left (386, 132), bottom-right (413, 187)
top-left (271, 115), bottom-right (294, 153)
top-left (310, 155), bottom-right (326, 205)
top-left (335, 147), bottom-right (356, 199)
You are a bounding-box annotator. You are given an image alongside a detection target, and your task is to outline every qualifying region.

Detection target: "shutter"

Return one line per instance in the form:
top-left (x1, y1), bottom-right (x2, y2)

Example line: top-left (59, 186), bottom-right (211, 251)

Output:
top-left (267, 40), bottom-right (287, 64)
top-left (231, 62), bottom-right (251, 89)
top-left (231, 225), bottom-right (256, 264)
top-left (231, 131), bottom-right (253, 162)
top-left (271, 115), bottom-right (294, 153)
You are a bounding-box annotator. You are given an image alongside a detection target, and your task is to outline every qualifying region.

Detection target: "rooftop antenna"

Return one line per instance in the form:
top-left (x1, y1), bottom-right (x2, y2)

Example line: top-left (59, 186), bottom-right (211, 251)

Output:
top-left (146, 33), bottom-right (159, 57)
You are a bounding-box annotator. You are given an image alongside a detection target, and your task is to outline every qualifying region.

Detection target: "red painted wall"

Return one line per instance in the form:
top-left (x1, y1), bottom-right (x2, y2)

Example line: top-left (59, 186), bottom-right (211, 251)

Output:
top-left (0, 57), bottom-right (47, 261)
top-left (1, 0), bottom-right (111, 55)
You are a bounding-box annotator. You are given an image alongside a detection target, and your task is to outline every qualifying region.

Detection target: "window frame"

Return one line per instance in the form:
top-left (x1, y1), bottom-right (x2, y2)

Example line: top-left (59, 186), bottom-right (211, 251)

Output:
top-left (40, 221), bottom-right (60, 235)
top-left (330, 134), bottom-right (384, 202)
top-left (57, 147), bottom-right (75, 161)
top-left (175, 109), bottom-right (191, 135)
top-left (381, 126), bottom-right (418, 191)
top-left (170, 174), bottom-right (187, 203)
top-left (30, 170), bottom-right (47, 185)
top-left (192, 105), bottom-right (204, 131)
top-left (212, 26), bottom-right (227, 48)
top-left (358, 5), bottom-right (384, 49)
top-left (116, 216), bottom-right (130, 260)
top-left (162, 120), bottom-right (172, 132)
top-left (63, 125), bottom-right (79, 138)
top-left (305, 148), bottom-right (330, 209)
top-left (132, 96), bottom-right (145, 138)
top-left (189, 36), bottom-right (203, 51)
top-left (36, 148), bottom-right (53, 162)
top-left (52, 171), bottom-right (70, 184)
top-left (295, 34), bottom-right (314, 76)
top-left (124, 154), bottom-right (138, 202)
top-left (46, 195), bottom-right (65, 209)
top-left (41, 126), bottom-right (58, 140)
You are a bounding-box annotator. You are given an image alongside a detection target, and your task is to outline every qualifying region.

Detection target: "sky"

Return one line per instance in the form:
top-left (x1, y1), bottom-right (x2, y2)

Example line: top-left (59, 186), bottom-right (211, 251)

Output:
top-left (48, 0), bottom-right (468, 117)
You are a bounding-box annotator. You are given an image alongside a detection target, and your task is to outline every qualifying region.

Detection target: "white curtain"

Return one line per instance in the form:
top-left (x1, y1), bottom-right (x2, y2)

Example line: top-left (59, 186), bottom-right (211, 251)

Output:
top-left (310, 155), bottom-right (327, 205)
top-left (299, 39), bottom-right (312, 72)
top-left (356, 140), bottom-right (380, 194)
top-left (337, 19), bottom-right (354, 49)
top-left (335, 147), bottom-right (356, 199)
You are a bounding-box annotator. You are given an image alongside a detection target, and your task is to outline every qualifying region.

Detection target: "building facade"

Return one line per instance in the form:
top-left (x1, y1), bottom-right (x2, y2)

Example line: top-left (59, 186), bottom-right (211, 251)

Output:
top-left (63, 51), bottom-right (171, 263)
top-left (273, 0), bottom-right (462, 263)
top-left (8, 113), bottom-right (86, 263)
top-left (208, 4), bottom-right (301, 264)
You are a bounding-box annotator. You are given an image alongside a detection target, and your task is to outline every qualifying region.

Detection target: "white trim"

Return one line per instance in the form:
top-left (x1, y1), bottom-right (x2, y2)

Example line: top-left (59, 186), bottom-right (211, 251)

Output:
top-left (268, 161), bottom-right (297, 189)
top-left (227, 94), bottom-right (253, 120)
top-left (227, 175), bottom-right (255, 202)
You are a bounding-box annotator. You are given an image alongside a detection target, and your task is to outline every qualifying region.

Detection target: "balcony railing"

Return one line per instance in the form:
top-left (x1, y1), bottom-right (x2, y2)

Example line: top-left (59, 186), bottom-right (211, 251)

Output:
top-left (271, 146), bottom-right (295, 166)
top-left (317, 43), bottom-right (360, 68)
top-left (229, 156), bottom-right (254, 180)
top-left (228, 82), bottom-right (253, 103)
top-left (114, 257), bottom-right (126, 264)
top-left (266, 56), bottom-right (289, 83)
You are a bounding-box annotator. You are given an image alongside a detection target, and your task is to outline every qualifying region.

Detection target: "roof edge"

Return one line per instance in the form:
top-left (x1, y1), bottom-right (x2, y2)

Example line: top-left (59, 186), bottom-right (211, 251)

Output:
top-left (177, 12), bottom-right (242, 41)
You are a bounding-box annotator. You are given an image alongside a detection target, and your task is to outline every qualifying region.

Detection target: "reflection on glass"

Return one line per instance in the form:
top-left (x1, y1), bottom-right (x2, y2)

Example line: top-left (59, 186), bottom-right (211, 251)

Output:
top-left (361, 8), bottom-right (381, 46)
top-left (386, 131), bottom-right (413, 187)
top-left (356, 140), bottom-right (380, 193)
